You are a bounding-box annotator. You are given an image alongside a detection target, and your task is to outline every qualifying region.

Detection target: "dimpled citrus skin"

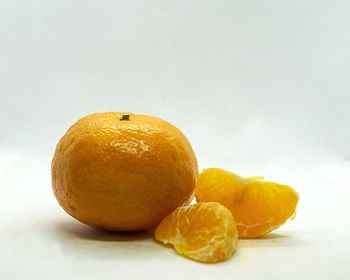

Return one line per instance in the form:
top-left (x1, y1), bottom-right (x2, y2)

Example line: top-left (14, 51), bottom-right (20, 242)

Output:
top-left (51, 112), bottom-right (198, 231)
top-left (195, 168), bottom-right (299, 238)
top-left (155, 202), bottom-right (238, 263)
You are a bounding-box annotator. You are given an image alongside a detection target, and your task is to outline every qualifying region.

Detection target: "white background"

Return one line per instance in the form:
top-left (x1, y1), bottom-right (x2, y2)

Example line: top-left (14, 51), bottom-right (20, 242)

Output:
top-left (1, 1), bottom-right (350, 279)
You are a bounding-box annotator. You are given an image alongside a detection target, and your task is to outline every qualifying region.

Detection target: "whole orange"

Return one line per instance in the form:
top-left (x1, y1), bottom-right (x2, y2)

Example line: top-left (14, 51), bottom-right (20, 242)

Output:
top-left (51, 112), bottom-right (198, 231)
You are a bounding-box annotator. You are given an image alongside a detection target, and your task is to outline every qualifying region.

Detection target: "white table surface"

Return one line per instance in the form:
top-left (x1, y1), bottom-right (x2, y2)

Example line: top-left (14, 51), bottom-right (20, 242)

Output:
top-left (1, 152), bottom-right (349, 280)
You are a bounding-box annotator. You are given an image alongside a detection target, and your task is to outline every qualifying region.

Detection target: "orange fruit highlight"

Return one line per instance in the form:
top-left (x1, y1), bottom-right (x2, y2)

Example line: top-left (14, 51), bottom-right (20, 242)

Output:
top-left (195, 168), bottom-right (299, 238)
top-left (51, 112), bottom-right (198, 231)
top-left (155, 202), bottom-right (238, 263)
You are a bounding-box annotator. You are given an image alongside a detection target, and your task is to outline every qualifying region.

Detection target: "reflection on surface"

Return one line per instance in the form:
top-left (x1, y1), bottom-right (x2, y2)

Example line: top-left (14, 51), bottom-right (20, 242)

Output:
top-left (55, 220), bottom-right (155, 242)
top-left (40, 217), bottom-right (163, 260)
top-left (238, 232), bottom-right (301, 248)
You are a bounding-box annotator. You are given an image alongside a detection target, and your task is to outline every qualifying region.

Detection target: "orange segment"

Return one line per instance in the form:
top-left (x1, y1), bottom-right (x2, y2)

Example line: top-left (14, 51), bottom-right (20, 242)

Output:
top-left (195, 168), bottom-right (299, 238)
top-left (155, 202), bottom-right (238, 263)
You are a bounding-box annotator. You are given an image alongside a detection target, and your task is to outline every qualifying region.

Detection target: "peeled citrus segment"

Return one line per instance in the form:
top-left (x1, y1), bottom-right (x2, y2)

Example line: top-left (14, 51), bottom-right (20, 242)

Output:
top-left (195, 168), bottom-right (299, 239)
top-left (155, 202), bottom-right (238, 263)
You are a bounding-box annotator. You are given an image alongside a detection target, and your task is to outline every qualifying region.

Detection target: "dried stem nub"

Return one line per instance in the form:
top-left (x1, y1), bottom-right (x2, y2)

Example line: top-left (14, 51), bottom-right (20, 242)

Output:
top-left (120, 114), bottom-right (130, 121)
